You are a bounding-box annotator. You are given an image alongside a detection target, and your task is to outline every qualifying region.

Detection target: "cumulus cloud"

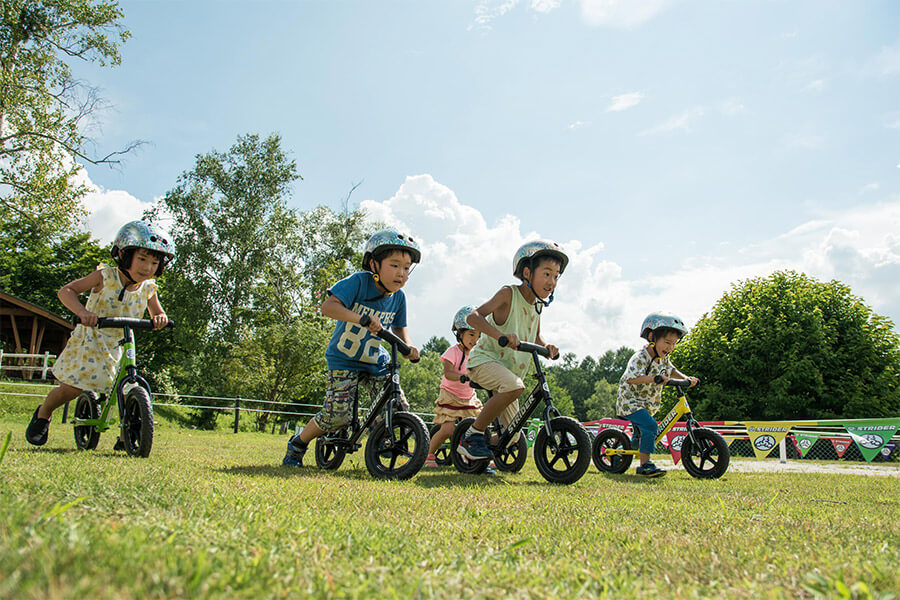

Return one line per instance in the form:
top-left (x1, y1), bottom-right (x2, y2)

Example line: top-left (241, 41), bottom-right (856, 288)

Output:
top-left (578, 0), bottom-right (677, 28)
top-left (360, 176), bottom-right (900, 358)
top-left (606, 92), bottom-right (644, 112)
top-left (75, 168), bottom-right (155, 244)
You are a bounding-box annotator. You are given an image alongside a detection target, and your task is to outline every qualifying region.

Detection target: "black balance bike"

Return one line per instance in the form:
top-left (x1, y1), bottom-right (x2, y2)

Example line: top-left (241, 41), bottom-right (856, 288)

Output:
top-left (450, 337), bottom-right (592, 485)
top-left (314, 315), bottom-right (430, 480)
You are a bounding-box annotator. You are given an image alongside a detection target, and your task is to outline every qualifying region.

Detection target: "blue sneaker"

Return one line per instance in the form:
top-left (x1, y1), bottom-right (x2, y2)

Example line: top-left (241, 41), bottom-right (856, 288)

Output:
top-left (635, 461), bottom-right (665, 478)
top-left (457, 432), bottom-right (492, 460)
top-left (282, 438), bottom-right (307, 467)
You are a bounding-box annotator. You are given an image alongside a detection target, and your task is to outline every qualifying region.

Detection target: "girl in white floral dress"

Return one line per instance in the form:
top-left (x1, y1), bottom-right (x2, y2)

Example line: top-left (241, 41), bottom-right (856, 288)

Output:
top-left (25, 221), bottom-right (174, 447)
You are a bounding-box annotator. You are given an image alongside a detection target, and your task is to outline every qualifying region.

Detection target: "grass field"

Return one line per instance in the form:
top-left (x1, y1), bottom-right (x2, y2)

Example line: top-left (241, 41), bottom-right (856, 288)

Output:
top-left (1, 391), bottom-right (899, 599)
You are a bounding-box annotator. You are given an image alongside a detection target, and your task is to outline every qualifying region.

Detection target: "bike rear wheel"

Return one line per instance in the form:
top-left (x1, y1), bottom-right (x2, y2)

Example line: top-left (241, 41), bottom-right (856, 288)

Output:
top-left (680, 428), bottom-right (730, 479)
top-left (73, 391), bottom-right (101, 451)
top-left (591, 428), bottom-right (633, 474)
top-left (122, 386), bottom-right (153, 458)
top-left (429, 424), bottom-right (453, 466)
top-left (533, 417), bottom-right (592, 484)
top-left (364, 412), bottom-right (428, 480)
top-left (449, 417), bottom-right (489, 475)
top-left (315, 430), bottom-right (349, 470)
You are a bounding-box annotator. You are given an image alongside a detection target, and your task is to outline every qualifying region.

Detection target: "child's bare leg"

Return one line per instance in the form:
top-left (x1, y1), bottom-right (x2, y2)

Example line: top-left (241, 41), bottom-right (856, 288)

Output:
top-left (38, 383), bottom-right (82, 420)
top-left (428, 421), bottom-right (455, 455)
top-left (472, 388), bottom-right (523, 431)
top-left (639, 452), bottom-right (650, 465)
top-left (297, 419), bottom-right (326, 444)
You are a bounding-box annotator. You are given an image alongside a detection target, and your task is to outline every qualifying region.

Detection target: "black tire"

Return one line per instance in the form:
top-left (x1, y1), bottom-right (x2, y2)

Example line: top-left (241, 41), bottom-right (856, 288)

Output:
top-left (449, 417), bottom-right (489, 475)
top-left (493, 431), bottom-right (528, 473)
top-left (591, 428), bottom-right (633, 474)
top-left (680, 428), bottom-right (730, 479)
top-left (315, 430), bottom-right (348, 470)
top-left (429, 424), bottom-right (452, 466)
top-left (121, 386), bottom-right (153, 458)
top-left (533, 417), bottom-right (592, 484)
top-left (73, 391), bottom-right (101, 451)
top-left (364, 412), bottom-right (429, 480)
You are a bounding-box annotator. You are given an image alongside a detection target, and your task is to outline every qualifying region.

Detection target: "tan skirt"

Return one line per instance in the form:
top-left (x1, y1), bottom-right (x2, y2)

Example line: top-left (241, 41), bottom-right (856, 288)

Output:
top-left (433, 388), bottom-right (483, 424)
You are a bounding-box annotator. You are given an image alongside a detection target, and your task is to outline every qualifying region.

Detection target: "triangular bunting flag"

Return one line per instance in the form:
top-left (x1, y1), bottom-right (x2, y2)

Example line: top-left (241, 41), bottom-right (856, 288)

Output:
top-left (830, 437), bottom-right (852, 458)
top-left (743, 422), bottom-right (794, 459)
top-left (791, 432), bottom-right (820, 458)
top-left (665, 424), bottom-right (689, 465)
top-left (843, 420), bottom-right (900, 463)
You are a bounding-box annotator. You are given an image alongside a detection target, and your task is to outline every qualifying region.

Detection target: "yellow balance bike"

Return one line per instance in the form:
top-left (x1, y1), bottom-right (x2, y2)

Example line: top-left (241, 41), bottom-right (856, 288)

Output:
top-left (592, 378), bottom-right (730, 479)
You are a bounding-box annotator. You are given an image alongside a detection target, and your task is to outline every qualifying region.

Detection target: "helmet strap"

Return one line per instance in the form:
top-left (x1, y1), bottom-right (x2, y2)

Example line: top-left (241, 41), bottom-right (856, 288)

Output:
top-left (117, 266), bottom-right (137, 302)
top-left (523, 277), bottom-right (552, 314)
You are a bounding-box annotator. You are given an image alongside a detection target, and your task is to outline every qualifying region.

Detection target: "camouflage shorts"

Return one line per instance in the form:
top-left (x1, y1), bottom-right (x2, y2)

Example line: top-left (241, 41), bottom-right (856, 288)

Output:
top-left (313, 369), bottom-right (409, 432)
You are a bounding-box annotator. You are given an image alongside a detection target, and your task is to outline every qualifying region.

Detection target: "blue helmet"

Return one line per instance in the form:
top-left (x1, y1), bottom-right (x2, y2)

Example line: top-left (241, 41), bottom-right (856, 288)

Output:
top-left (111, 221), bottom-right (175, 266)
top-left (640, 312), bottom-right (688, 340)
top-left (452, 305), bottom-right (476, 334)
top-left (362, 229), bottom-right (421, 271)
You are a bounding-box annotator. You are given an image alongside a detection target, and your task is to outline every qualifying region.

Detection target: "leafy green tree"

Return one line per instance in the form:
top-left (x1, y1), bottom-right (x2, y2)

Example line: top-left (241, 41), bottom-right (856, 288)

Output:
top-left (583, 379), bottom-right (617, 420)
top-left (1, 0), bottom-right (134, 235)
top-left (0, 219), bottom-right (106, 317)
top-left (422, 335), bottom-right (450, 356)
top-left (596, 346), bottom-right (634, 384)
top-left (674, 270), bottom-right (900, 420)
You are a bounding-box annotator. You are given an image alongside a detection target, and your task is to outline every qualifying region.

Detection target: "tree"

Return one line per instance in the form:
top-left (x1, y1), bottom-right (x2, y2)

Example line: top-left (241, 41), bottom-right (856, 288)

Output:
top-left (674, 270), bottom-right (900, 420)
top-left (0, 0), bottom-right (134, 235)
top-left (583, 379), bottom-right (617, 420)
top-left (421, 335), bottom-right (450, 356)
top-left (596, 346), bottom-right (634, 384)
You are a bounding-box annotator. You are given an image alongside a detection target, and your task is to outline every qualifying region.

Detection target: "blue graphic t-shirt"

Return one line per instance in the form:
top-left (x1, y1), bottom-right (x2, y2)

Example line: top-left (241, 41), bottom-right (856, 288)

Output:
top-left (324, 272), bottom-right (408, 374)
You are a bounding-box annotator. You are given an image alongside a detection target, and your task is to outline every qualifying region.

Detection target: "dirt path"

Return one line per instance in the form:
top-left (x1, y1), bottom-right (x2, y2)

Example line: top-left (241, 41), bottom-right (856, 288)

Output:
top-left (655, 458), bottom-right (900, 477)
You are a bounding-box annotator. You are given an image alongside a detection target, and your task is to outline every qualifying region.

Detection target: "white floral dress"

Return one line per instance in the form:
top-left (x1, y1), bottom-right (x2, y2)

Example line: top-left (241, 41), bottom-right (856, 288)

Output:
top-left (52, 264), bottom-right (157, 393)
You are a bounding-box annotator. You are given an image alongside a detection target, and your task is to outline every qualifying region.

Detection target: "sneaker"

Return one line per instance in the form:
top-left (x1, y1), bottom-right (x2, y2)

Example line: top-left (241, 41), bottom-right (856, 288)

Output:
top-left (635, 461), bottom-right (666, 478)
top-left (282, 437), bottom-right (307, 467)
top-left (457, 432), bottom-right (492, 460)
top-left (484, 466), bottom-right (497, 475)
top-left (25, 407), bottom-right (50, 446)
top-left (424, 454), bottom-right (439, 469)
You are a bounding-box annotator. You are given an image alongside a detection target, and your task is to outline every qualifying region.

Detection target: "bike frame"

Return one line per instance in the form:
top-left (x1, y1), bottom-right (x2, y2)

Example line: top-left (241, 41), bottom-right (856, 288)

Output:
top-left (70, 324), bottom-right (152, 434)
top-left (603, 383), bottom-right (700, 457)
top-left (318, 333), bottom-right (406, 452)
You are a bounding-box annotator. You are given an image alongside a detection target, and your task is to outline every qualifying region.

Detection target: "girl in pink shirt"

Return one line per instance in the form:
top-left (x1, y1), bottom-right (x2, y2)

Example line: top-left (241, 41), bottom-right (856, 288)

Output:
top-left (425, 307), bottom-right (482, 468)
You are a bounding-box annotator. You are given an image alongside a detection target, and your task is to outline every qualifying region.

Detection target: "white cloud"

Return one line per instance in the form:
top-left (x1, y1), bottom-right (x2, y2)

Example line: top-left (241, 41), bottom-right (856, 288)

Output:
top-left (469, 0), bottom-right (520, 31)
top-left (719, 98), bottom-right (745, 116)
top-left (531, 0), bottom-right (560, 13)
top-left (864, 39), bottom-right (900, 77)
top-left (75, 168), bottom-right (155, 244)
top-left (578, 0), bottom-right (676, 28)
top-left (606, 92), bottom-right (644, 112)
top-left (640, 106), bottom-right (705, 135)
top-left (568, 120), bottom-right (589, 130)
top-left (804, 79), bottom-right (825, 93)
top-left (360, 176), bottom-right (900, 359)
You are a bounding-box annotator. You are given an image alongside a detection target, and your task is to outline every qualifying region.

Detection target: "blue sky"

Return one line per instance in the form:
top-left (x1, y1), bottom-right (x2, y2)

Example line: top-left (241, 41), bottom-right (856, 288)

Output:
top-left (74, 0), bottom-right (900, 357)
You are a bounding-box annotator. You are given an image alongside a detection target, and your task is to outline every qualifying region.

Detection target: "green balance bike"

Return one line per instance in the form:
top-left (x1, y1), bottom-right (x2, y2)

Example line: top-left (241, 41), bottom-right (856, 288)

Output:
top-left (71, 316), bottom-right (174, 457)
top-left (592, 377), bottom-right (730, 479)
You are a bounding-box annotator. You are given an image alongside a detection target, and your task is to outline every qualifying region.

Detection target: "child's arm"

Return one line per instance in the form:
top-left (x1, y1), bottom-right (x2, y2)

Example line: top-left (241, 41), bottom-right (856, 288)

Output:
top-left (390, 325), bottom-right (420, 361)
top-left (58, 270), bottom-right (105, 327)
top-left (534, 322), bottom-right (559, 359)
top-left (442, 358), bottom-right (461, 382)
top-left (321, 294), bottom-right (383, 334)
top-left (147, 292), bottom-right (169, 329)
top-left (466, 287), bottom-right (518, 346)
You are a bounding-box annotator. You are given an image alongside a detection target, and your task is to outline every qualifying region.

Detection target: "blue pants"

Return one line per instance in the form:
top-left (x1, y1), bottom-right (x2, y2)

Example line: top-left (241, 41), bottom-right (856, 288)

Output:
top-left (624, 408), bottom-right (658, 454)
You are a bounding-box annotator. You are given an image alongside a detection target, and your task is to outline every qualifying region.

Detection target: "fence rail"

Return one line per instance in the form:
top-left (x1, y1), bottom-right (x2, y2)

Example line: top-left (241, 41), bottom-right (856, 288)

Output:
top-left (0, 351), bottom-right (55, 379)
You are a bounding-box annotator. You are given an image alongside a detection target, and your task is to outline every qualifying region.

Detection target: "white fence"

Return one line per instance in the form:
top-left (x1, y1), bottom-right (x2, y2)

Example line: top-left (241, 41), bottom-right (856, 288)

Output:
top-left (0, 351), bottom-right (55, 379)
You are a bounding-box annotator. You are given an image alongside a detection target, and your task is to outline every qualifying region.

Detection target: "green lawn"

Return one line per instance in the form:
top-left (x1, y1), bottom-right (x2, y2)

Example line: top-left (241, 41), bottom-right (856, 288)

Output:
top-left (1, 409), bottom-right (898, 599)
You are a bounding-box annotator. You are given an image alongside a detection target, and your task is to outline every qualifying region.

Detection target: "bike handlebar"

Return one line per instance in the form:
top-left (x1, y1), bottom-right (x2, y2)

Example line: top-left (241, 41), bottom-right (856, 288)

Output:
top-left (73, 316), bottom-right (175, 330)
top-left (359, 314), bottom-right (418, 363)
top-left (654, 375), bottom-right (694, 388)
top-left (497, 335), bottom-right (554, 359)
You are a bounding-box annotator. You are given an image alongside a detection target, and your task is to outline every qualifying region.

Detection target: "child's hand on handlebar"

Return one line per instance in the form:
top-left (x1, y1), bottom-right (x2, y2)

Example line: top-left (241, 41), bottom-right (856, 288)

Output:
top-left (545, 344), bottom-right (559, 359)
top-left (405, 346), bottom-right (420, 361)
top-left (688, 376), bottom-right (700, 387)
top-left (653, 374), bottom-right (670, 385)
top-left (151, 314), bottom-right (169, 330)
top-left (360, 314), bottom-right (383, 334)
top-left (77, 309), bottom-right (98, 327)
top-left (501, 333), bottom-right (520, 348)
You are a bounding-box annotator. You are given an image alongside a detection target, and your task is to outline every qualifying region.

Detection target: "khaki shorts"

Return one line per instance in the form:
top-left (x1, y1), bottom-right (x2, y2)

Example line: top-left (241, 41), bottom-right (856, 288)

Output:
top-left (467, 361), bottom-right (525, 445)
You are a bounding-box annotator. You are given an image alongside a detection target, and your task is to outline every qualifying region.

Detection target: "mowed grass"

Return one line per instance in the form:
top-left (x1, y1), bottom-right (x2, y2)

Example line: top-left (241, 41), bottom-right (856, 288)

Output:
top-left (1, 408), bottom-right (898, 599)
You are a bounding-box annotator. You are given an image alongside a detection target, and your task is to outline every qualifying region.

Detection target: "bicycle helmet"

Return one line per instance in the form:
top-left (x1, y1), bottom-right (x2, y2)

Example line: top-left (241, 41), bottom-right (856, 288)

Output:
top-left (361, 229), bottom-right (422, 271)
top-left (111, 220), bottom-right (175, 275)
top-left (451, 305), bottom-right (476, 334)
top-left (513, 240), bottom-right (568, 279)
top-left (640, 312), bottom-right (688, 340)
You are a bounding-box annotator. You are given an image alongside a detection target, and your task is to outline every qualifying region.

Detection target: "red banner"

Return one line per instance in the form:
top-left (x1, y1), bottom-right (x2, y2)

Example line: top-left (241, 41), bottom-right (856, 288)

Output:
top-left (664, 424), bottom-right (689, 465)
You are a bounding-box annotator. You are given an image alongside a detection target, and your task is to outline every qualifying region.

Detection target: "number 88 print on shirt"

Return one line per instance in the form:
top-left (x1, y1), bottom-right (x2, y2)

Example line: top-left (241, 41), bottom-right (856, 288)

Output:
top-left (324, 272), bottom-right (407, 375)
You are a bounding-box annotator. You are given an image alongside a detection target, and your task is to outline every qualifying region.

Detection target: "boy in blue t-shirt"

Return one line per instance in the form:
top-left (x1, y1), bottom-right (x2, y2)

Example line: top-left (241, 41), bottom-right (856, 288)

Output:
top-left (282, 229), bottom-right (422, 467)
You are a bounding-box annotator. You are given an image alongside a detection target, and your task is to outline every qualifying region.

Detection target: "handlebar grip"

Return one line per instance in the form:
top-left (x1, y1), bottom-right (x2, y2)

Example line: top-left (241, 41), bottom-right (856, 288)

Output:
top-left (375, 328), bottom-right (412, 357)
top-left (665, 378), bottom-right (693, 388)
top-left (358, 314), bottom-right (371, 327)
top-left (498, 335), bottom-right (509, 347)
top-left (459, 375), bottom-right (469, 383)
top-left (516, 341), bottom-right (551, 358)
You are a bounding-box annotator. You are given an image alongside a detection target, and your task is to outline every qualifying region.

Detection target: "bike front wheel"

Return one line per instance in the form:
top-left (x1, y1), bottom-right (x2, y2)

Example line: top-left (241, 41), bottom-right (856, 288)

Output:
top-left (591, 428), bottom-right (633, 474)
top-left (73, 391), bottom-right (101, 451)
top-left (680, 428), bottom-right (730, 479)
top-left (364, 412), bottom-right (428, 480)
top-left (533, 417), bottom-right (592, 484)
top-left (449, 417), bottom-right (489, 475)
top-left (122, 386), bottom-right (153, 458)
